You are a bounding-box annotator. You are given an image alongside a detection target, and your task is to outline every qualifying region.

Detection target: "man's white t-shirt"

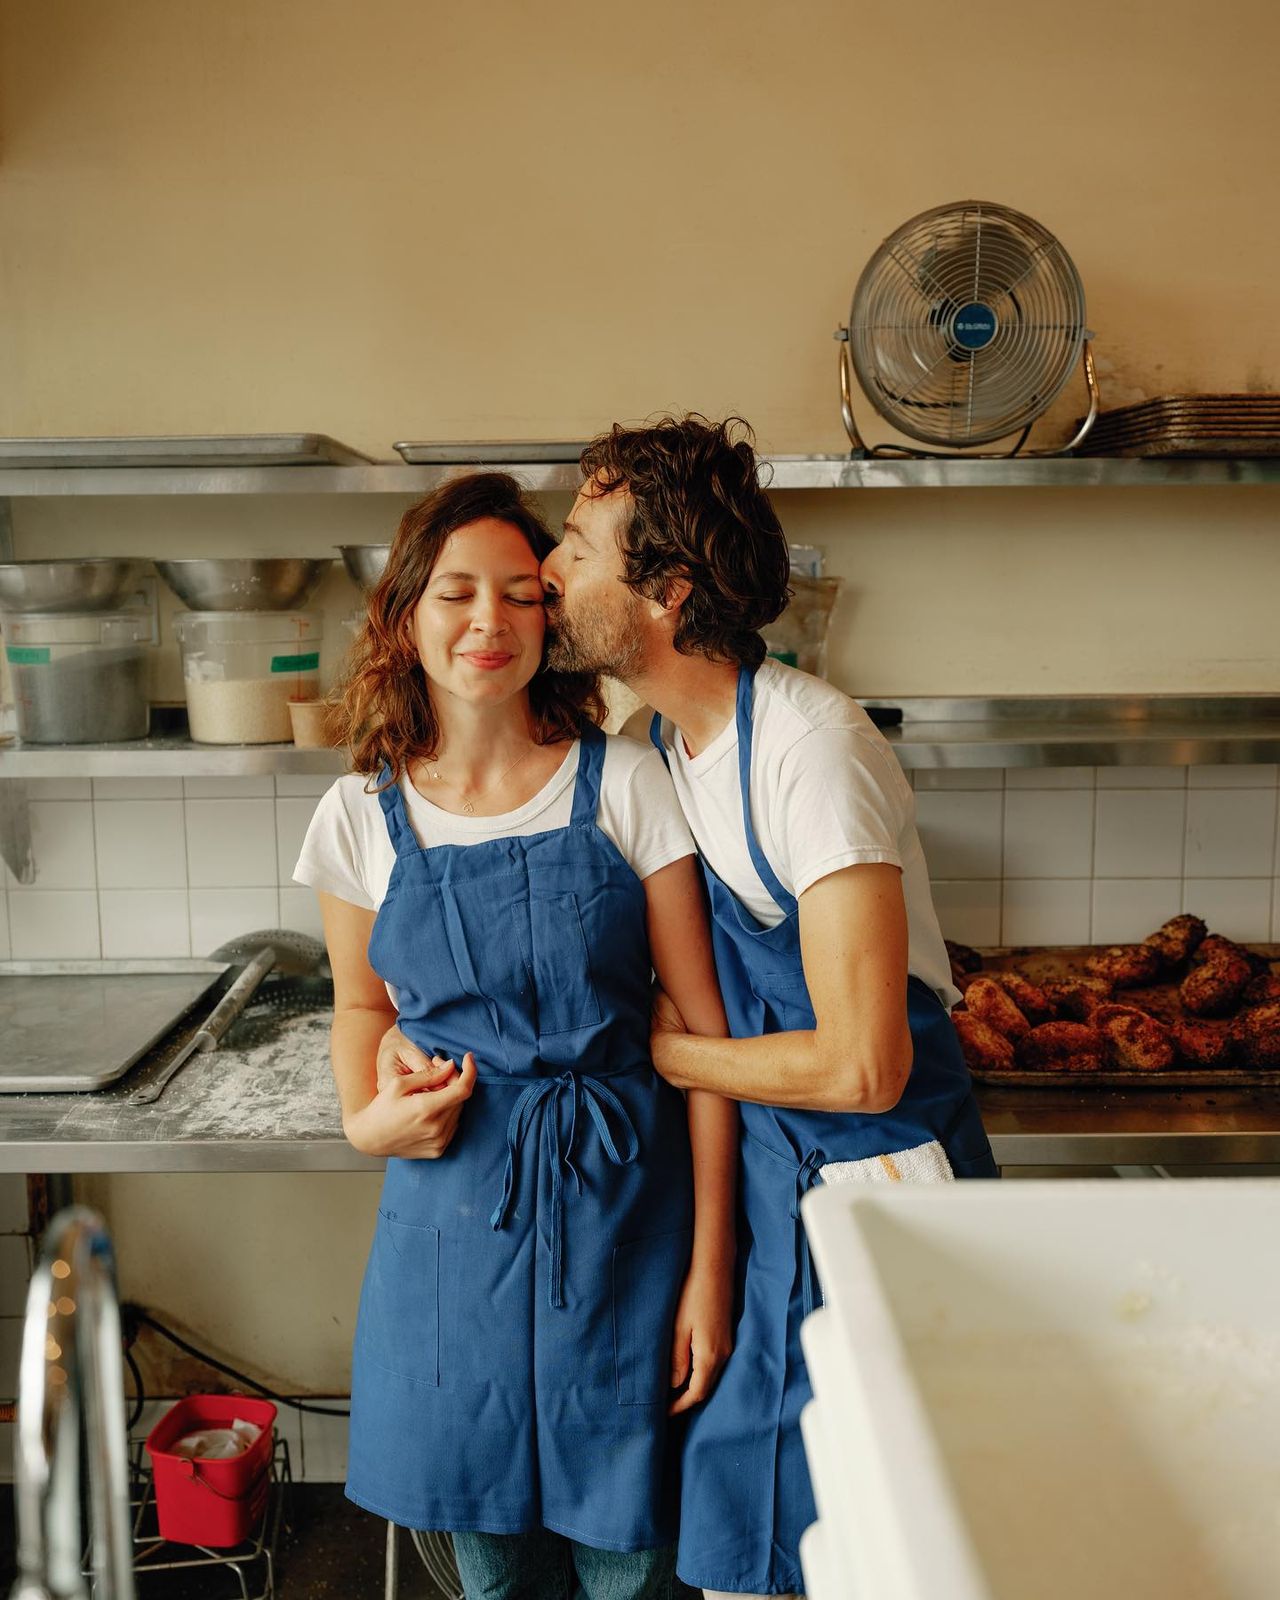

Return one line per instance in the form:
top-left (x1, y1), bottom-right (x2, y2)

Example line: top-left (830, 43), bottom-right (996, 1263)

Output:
top-left (653, 660), bottom-right (959, 1010)
top-left (293, 736), bottom-right (694, 912)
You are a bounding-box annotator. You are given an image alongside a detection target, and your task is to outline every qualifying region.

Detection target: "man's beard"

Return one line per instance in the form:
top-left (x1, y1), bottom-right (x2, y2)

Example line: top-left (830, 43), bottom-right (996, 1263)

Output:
top-left (544, 593), bottom-right (644, 680)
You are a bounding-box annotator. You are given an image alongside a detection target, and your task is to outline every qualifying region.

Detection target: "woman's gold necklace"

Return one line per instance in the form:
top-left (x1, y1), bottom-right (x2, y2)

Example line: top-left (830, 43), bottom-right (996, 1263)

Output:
top-left (419, 745), bottom-right (538, 815)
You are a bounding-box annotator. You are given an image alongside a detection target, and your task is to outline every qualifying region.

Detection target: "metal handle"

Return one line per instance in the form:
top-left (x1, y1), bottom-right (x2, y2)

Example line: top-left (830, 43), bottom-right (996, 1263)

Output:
top-left (129, 947), bottom-right (275, 1105)
top-left (191, 946), bottom-right (275, 1048)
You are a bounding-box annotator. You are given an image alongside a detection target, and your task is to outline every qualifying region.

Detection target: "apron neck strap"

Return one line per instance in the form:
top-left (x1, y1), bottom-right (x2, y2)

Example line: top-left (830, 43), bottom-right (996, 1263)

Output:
top-left (374, 762), bottom-right (416, 855)
top-left (569, 726), bottom-right (605, 827)
top-left (735, 665), bottom-right (797, 917)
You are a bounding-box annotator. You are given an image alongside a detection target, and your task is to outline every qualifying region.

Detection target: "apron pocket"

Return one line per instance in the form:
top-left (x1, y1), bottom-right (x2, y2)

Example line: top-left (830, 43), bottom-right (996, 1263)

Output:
top-left (360, 1211), bottom-right (440, 1387)
top-left (612, 1227), bottom-right (692, 1406)
top-left (529, 892), bottom-right (602, 1035)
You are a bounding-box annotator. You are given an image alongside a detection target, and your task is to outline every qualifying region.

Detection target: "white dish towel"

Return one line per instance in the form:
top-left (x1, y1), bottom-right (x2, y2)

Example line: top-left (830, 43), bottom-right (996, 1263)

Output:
top-left (820, 1138), bottom-right (954, 1186)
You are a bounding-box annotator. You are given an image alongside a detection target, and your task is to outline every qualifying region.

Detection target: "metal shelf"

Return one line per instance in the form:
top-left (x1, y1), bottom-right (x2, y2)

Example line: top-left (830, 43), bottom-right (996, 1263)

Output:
top-left (3, 697), bottom-right (1279, 777)
top-left (0, 455), bottom-right (1278, 496)
top-left (0, 733), bottom-right (344, 778)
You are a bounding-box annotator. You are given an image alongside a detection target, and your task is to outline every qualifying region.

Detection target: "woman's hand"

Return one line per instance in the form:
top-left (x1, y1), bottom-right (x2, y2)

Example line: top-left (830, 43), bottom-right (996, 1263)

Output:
top-left (650, 984), bottom-right (690, 1082)
top-left (376, 1023), bottom-right (450, 1088)
top-left (668, 1255), bottom-right (734, 1415)
top-left (345, 1051), bottom-right (477, 1159)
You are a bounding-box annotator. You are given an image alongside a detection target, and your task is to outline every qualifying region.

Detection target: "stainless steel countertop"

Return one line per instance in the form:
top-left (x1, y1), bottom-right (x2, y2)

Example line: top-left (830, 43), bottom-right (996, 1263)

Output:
top-left (2, 1007), bottom-right (1279, 1172)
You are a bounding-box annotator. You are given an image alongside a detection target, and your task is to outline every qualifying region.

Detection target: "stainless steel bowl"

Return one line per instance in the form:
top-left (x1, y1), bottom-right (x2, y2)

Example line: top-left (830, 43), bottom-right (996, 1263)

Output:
top-left (154, 557), bottom-right (331, 611)
top-left (0, 557), bottom-right (152, 614)
top-left (338, 544), bottom-right (391, 592)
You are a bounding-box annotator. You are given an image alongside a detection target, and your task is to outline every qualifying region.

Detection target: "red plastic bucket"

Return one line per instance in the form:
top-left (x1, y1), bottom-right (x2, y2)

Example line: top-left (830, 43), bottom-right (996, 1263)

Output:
top-left (145, 1394), bottom-right (277, 1547)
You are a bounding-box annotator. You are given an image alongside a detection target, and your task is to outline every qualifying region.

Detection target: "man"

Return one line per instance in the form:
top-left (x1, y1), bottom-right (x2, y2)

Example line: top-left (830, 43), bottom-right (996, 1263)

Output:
top-left (381, 415), bottom-right (997, 1598)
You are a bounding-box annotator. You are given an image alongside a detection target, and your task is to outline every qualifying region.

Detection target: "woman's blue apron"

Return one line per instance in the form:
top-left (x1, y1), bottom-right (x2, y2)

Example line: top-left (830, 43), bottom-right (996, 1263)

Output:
top-left (655, 668), bottom-right (997, 1594)
top-left (346, 729), bottom-right (694, 1552)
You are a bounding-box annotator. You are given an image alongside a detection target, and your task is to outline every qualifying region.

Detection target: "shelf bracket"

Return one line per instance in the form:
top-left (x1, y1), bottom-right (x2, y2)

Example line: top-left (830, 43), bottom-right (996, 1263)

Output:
top-left (0, 779), bottom-right (34, 884)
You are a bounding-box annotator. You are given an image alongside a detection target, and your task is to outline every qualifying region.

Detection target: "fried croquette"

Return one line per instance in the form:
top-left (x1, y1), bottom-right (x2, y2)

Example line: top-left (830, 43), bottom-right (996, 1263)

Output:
top-left (1240, 972), bottom-right (1280, 1009)
top-left (1084, 944), bottom-right (1162, 988)
top-left (952, 1012), bottom-right (1016, 1073)
top-left (1041, 976), bottom-right (1114, 1021)
top-left (1093, 1004), bottom-right (1176, 1073)
top-left (1194, 935), bottom-right (1268, 977)
top-left (1170, 1018), bottom-right (1232, 1069)
top-left (1142, 913), bottom-right (1207, 971)
top-left (980, 971), bottom-right (1055, 1024)
top-left (1016, 1021), bottom-right (1106, 1073)
top-left (1226, 1001), bottom-right (1280, 1069)
top-left (1179, 949), bottom-right (1253, 1017)
top-left (963, 977), bottom-right (1032, 1041)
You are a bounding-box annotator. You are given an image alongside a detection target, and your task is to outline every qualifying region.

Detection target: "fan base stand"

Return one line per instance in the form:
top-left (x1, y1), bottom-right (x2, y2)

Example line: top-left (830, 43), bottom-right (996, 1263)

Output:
top-left (836, 335), bottom-right (1099, 460)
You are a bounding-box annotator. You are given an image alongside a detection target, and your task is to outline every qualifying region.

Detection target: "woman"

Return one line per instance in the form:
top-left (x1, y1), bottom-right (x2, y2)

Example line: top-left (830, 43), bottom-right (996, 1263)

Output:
top-left (294, 472), bottom-right (736, 1600)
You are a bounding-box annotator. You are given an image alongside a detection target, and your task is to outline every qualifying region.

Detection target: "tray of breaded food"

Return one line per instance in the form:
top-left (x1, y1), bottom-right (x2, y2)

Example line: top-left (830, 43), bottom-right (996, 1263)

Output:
top-left (947, 916), bottom-right (1280, 1087)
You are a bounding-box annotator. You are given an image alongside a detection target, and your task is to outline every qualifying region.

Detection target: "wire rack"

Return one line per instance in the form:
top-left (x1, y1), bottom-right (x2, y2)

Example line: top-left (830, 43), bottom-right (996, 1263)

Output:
top-left (89, 1435), bottom-right (292, 1600)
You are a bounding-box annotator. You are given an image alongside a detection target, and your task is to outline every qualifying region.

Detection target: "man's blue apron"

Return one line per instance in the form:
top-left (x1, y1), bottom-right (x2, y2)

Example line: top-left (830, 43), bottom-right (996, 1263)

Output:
top-left (346, 729), bottom-right (694, 1551)
top-left (655, 668), bottom-right (997, 1593)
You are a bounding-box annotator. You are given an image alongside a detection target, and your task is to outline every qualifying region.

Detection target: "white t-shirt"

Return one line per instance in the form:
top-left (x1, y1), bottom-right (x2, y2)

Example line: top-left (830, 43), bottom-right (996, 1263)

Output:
top-left (293, 736), bottom-right (695, 912)
top-left (653, 660), bottom-right (959, 1009)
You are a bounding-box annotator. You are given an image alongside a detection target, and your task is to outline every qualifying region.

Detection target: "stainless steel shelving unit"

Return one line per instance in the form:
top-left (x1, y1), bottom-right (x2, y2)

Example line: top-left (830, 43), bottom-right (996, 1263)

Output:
top-left (0, 454), bottom-right (1278, 497)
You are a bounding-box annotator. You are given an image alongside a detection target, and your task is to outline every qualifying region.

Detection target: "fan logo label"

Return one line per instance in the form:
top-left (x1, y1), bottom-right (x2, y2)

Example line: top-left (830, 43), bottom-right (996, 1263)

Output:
top-left (952, 301), bottom-right (998, 350)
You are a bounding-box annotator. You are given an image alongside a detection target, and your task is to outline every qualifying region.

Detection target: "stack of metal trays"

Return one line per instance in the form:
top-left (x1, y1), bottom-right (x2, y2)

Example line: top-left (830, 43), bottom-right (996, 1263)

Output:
top-left (1078, 394), bottom-right (1280, 457)
top-left (393, 441), bottom-right (586, 464)
top-left (0, 434), bottom-right (374, 467)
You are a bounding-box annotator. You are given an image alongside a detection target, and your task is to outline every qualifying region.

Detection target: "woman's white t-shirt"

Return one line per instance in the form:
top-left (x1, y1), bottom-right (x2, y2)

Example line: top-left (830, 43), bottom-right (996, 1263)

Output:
top-left (653, 659), bottom-right (959, 1009)
top-left (293, 736), bottom-right (695, 912)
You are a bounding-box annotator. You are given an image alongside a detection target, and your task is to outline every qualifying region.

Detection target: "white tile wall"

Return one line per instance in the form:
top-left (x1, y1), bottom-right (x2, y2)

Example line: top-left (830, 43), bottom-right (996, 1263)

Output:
top-left (4, 767), bottom-right (1279, 959)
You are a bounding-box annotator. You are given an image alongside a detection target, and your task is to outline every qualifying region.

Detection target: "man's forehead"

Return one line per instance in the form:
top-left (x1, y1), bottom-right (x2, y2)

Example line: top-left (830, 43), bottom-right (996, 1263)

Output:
top-left (571, 480), bottom-right (631, 528)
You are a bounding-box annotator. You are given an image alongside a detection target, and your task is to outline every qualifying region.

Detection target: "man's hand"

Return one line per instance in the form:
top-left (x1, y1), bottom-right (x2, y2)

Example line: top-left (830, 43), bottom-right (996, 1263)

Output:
top-left (345, 1051), bottom-right (477, 1159)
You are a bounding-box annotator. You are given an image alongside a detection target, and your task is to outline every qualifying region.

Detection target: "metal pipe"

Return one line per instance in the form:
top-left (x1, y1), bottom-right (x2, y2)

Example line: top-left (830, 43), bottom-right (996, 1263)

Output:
top-left (10, 1206), bottom-right (136, 1600)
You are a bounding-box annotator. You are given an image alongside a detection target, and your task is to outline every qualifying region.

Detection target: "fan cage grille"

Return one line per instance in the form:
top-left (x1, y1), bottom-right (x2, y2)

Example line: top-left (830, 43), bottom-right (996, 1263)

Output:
top-left (849, 201), bottom-right (1086, 448)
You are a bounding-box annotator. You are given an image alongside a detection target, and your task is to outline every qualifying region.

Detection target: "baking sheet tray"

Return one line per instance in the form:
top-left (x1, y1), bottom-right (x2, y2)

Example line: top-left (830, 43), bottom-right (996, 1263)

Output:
top-left (0, 960), bottom-right (229, 1092)
top-left (0, 435), bottom-right (373, 468)
top-left (964, 943), bottom-right (1280, 1089)
top-left (393, 440), bottom-right (586, 464)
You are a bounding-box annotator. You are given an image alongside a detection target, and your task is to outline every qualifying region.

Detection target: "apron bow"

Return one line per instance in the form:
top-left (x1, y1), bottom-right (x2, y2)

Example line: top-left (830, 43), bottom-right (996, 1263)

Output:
top-left (489, 1072), bottom-right (641, 1308)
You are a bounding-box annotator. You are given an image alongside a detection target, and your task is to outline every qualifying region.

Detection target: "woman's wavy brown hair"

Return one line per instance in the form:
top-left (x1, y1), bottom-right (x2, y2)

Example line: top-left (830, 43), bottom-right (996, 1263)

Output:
top-left (330, 472), bottom-right (604, 783)
top-left (579, 414), bottom-right (792, 668)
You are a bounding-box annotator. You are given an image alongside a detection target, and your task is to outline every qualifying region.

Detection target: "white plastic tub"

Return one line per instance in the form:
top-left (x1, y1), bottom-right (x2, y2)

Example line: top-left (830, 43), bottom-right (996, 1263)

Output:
top-left (174, 610), bottom-right (321, 744)
top-left (800, 1181), bottom-right (1280, 1600)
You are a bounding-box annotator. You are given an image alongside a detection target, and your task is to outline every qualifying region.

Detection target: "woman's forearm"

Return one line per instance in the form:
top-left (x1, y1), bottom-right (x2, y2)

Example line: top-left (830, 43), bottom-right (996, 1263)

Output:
top-left (331, 1004), bottom-right (399, 1126)
top-left (686, 1088), bottom-right (737, 1271)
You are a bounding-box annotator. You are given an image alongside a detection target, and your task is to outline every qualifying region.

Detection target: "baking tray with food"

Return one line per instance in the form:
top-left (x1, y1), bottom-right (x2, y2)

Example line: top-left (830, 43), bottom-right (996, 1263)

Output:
top-left (947, 916), bottom-right (1280, 1088)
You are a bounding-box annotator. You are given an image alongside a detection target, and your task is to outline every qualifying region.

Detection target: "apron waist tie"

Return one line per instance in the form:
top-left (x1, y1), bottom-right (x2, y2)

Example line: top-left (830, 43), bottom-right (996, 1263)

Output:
top-left (791, 1149), bottom-right (826, 1318)
top-left (486, 1071), bottom-right (641, 1309)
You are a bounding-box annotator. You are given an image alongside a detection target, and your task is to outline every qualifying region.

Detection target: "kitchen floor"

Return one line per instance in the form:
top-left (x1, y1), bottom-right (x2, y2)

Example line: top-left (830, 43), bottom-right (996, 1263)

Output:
top-left (0, 1483), bottom-right (449, 1599)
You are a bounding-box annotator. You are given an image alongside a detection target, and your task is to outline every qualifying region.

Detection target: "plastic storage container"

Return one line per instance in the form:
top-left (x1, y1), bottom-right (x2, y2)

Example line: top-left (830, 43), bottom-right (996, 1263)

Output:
top-left (174, 610), bottom-right (321, 744)
top-left (799, 1181), bottom-right (1280, 1600)
top-left (3, 610), bottom-right (151, 742)
top-left (145, 1394), bottom-right (277, 1547)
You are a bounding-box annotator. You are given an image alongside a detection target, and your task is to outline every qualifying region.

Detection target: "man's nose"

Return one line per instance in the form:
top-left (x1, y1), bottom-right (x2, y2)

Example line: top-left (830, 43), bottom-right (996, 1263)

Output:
top-left (540, 553), bottom-right (563, 596)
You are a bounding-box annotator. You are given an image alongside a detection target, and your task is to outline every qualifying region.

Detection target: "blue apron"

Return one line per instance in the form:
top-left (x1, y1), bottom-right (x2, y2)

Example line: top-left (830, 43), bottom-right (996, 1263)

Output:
top-left (346, 729), bottom-right (694, 1551)
top-left (655, 668), bottom-right (997, 1594)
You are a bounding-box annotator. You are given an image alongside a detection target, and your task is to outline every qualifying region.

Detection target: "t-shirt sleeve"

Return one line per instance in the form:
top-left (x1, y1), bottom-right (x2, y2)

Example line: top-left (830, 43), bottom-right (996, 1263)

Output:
top-left (292, 780), bottom-right (377, 910)
top-left (771, 728), bottom-right (908, 897)
top-left (601, 744), bottom-right (697, 880)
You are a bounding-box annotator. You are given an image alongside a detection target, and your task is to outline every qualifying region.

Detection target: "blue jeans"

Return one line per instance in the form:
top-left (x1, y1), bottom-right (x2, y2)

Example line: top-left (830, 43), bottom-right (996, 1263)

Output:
top-left (451, 1530), bottom-right (683, 1600)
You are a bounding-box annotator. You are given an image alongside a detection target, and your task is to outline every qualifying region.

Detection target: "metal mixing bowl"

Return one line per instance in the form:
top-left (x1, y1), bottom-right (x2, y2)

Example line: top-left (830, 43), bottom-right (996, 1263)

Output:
top-left (338, 544), bottom-right (391, 592)
top-left (0, 557), bottom-right (152, 613)
top-left (154, 557), bottom-right (331, 611)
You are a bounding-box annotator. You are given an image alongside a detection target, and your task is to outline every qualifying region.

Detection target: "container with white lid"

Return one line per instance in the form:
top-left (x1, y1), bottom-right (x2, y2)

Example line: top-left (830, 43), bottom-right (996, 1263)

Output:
top-left (4, 610), bottom-right (151, 742)
top-left (174, 610), bottom-right (322, 744)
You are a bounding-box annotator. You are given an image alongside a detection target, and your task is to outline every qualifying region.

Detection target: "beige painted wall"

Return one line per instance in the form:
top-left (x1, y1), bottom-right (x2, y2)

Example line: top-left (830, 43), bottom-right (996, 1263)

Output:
top-left (3, 0), bottom-right (1277, 1386)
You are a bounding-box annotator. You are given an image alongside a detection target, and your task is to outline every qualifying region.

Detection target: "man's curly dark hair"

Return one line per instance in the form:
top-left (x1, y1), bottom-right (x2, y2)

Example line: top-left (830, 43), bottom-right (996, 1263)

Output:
top-left (578, 414), bottom-right (792, 668)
